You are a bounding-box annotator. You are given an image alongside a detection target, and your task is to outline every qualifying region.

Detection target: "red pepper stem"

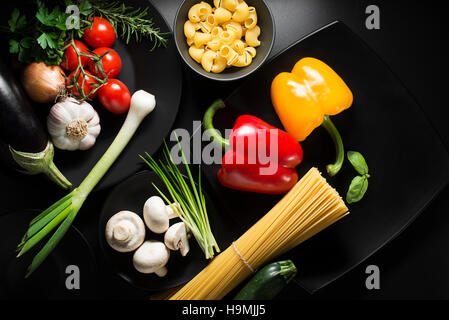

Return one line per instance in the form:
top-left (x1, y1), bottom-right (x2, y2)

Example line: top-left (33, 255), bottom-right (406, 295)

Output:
top-left (321, 115), bottom-right (344, 176)
top-left (203, 99), bottom-right (230, 149)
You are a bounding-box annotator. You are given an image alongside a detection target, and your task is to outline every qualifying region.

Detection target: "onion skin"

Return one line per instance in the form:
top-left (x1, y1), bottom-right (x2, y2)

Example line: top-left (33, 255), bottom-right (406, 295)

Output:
top-left (21, 62), bottom-right (65, 104)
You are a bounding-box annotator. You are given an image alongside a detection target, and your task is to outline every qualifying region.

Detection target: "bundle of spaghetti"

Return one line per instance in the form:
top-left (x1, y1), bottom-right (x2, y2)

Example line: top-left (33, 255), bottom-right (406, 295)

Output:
top-left (167, 167), bottom-right (349, 300)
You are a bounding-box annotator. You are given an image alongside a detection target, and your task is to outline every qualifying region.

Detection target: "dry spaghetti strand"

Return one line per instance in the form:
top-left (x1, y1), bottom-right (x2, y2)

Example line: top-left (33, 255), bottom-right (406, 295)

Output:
top-left (167, 167), bottom-right (349, 300)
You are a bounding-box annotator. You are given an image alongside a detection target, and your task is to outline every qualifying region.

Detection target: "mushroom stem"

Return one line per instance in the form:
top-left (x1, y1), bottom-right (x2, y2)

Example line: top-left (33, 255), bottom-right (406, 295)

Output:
top-left (155, 266), bottom-right (168, 277)
top-left (164, 222), bottom-right (190, 256)
top-left (166, 203), bottom-right (180, 219)
top-left (105, 211), bottom-right (146, 252)
top-left (112, 224), bottom-right (130, 241)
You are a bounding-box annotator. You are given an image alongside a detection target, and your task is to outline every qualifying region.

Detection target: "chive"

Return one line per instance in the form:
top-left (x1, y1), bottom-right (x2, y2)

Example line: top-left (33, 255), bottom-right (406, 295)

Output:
top-left (141, 139), bottom-right (220, 259)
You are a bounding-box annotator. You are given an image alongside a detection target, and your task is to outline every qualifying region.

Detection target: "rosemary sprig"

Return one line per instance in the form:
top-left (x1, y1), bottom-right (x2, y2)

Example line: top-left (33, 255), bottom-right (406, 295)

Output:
top-left (90, 0), bottom-right (169, 50)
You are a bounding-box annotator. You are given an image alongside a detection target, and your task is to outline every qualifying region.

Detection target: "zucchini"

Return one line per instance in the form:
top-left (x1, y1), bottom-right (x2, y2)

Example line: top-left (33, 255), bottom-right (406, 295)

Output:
top-left (0, 59), bottom-right (71, 189)
top-left (234, 260), bottom-right (297, 300)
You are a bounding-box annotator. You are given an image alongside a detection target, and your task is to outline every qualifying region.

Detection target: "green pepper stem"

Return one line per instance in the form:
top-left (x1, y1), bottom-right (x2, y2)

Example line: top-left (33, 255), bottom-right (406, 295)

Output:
top-left (321, 115), bottom-right (344, 176)
top-left (203, 99), bottom-right (230, 149)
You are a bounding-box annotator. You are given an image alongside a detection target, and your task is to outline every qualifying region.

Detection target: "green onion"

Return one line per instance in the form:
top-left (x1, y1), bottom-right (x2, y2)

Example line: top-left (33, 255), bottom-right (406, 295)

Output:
top-left (17, 90), bottom-right (156, 277)
top-left (141, 139), bottom-right (220, 259)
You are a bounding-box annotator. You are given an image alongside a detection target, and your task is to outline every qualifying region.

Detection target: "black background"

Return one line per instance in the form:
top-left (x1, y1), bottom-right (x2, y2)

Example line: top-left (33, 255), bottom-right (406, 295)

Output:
top-left (1, 0), bottom-right (448, 300)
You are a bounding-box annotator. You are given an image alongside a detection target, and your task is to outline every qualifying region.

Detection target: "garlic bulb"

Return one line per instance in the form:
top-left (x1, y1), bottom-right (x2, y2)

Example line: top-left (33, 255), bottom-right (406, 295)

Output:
top-left (47, 98), bottom-right (101, 151)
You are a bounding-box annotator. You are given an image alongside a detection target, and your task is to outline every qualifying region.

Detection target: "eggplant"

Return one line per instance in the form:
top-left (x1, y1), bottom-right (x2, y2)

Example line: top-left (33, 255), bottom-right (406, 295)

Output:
top-left (0, 58), bottom-right (71, 189)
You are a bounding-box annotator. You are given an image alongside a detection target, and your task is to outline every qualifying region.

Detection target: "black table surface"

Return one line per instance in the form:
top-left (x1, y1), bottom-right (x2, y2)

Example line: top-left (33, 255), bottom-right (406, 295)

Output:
top-left (1, 0), bottom-right (448, 300)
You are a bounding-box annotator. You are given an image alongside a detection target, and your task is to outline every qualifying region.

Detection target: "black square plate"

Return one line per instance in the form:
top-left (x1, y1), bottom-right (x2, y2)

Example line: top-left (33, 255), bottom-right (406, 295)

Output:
top-left (202, 21), bottom-right (449, 293)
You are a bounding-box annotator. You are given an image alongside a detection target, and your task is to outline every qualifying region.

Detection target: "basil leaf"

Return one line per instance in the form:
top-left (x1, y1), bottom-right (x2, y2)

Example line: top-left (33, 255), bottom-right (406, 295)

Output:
top-left (346, 175), bottom-right (369, 204)
top-left (347, 151), bottom-right (369, 175)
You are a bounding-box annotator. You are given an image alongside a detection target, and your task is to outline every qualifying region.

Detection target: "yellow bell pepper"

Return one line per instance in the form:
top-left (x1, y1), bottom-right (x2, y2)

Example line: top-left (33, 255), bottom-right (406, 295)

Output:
top-left (271, 57), bottom-right (353, 176)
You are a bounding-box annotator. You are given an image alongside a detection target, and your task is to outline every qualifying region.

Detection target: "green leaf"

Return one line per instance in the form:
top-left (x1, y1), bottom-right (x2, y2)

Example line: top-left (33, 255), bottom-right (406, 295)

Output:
top-left (37, 33), bottom-right (57, 49)
top-left (8, 8), bottom-right (27, 32)
top-left (347, 151), bottom-right (369, 176)
top-left (20, 37), bottom-right (33, 49)
top-left (35, 2), bottom-right (67, 30)
top-left (9, 39), bottom-right (20, 53)
top-left (36, 1), bottom-right (50, 25)
top-left (79, 0), bottom-right (93, 16)
top-left (346, 175), bottom-right (369, 204)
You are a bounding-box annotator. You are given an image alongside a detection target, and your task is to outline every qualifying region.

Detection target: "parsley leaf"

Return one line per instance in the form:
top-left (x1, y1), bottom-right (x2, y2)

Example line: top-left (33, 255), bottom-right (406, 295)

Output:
top-left (37, 33), bottom-right (58, 49)
top-left (78, 0), bottom-right (93, 16)
top-left (9, 39), bottom-right (20, 53)
top-left (8, 8), bottom-right (27, 32)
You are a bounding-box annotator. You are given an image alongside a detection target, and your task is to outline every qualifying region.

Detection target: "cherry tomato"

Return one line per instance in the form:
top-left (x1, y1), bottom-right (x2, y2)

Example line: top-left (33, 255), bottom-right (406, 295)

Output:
top-left (83, 17), bottom-right (116, 48)
top-left (98, 79), bottom-right (131, 114)
top-left (88, 47), bottom-right (122, 79)
top-left (60, 40), bottom-right (89, 71)
top-left (67, 70), bottom-right (99, 99)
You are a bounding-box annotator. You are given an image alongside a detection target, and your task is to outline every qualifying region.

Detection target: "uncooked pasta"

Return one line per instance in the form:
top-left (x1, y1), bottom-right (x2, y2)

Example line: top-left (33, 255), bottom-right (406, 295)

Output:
top-left (166, 167), bottom-right (349, 300)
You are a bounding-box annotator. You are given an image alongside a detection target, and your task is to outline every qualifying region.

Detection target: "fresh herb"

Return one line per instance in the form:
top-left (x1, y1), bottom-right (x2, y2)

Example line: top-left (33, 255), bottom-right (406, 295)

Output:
top-left (2, 0), bottom-right (168, 65)
top-left (5, 1), bottom-right (69, 65)
top-left (141, 140), bottom-right (220, 260)
top-left (90, 0), bottom-right (169, 50)
top-left (346, 175), bottom-right (369, 204)
top-left (347, 151), bottom-right (369, 176)
top-left (346, 151), bottom-right (370, 204)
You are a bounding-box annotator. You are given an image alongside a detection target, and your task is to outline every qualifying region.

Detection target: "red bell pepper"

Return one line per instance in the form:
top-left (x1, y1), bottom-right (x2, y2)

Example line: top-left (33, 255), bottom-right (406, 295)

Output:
top-left (203, 100), bottom-right (303, 194)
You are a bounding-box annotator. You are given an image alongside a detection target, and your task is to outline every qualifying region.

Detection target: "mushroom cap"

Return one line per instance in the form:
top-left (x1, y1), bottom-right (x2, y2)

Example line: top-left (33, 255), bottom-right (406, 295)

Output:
top-left (143, 196), bottom-right (170, 234)
top-left (133, 240), bottom-right (170, 274)
top-left (105, 211), bottom-right (145, 252)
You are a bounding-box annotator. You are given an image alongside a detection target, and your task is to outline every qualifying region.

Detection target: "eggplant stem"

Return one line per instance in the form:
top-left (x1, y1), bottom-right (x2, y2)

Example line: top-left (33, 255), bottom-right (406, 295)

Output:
top-left (203, 99), bottom-right (230, 149)
top-left (321, 115), bottom-right (345, 177)
top-left (9, 141), bottom-right (72, 189)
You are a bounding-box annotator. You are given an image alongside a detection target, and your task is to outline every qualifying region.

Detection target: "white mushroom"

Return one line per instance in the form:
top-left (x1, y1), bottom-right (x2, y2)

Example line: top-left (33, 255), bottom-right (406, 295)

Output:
top-left (164, 222), bottom-right (190, 256)
top-left (143, 196), bottom-right (180, 233)
top-left (166, 202), bottom-right (181, 219)
top-left (133, 240), bottom-right (170, 276)
top-left (105, 211), bottom-right (145, 252)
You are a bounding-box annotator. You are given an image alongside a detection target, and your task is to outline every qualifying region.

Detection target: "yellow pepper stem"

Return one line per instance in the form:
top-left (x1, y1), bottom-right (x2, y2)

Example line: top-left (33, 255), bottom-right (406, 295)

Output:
top-left (321, 115), bottom-right (344, 177)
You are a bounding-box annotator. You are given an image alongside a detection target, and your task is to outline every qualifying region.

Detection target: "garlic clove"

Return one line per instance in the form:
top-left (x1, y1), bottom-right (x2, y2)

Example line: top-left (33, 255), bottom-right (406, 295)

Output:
top-left (78, 102), bottom-right (95, 122)
top-left (79, 134), bottom-right (96, 150)
top-left (64, 98), bottom-right (81, 119)
top-left (53, 135), bottom-right (79, 151)
top-left (47, 105), bottom-right (73, 136)
top-left (88, 111), bottom-right (100, 127)
top-left (88, 123), bottom-right (101, 137)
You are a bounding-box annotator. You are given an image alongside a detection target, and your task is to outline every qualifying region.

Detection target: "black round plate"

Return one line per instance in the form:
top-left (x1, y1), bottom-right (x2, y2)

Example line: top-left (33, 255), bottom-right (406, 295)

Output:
top-left (99, 171), bottom-right (212, 291)
top-left (51, 0), bottom-right (182, 191)
top-left (0, 209), bottom-right (96, 299)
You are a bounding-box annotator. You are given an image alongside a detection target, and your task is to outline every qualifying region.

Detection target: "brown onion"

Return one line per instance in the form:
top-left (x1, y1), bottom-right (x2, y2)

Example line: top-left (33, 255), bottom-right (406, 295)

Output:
top-left (21, 62), bottom-right (65, 103)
